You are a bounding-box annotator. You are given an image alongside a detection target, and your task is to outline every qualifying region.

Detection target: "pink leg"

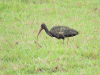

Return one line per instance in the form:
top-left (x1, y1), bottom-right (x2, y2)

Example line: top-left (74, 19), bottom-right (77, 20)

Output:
top-left (67, 38), bottom-right (69, 45)
top-left (63, 39), bottom-right (64, 44)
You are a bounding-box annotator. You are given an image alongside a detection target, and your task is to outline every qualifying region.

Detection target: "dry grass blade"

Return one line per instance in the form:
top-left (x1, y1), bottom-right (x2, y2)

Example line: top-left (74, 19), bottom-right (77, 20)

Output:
top-left (15, 18), bottom-right (24, 24)
top-left (33, 30), bottom-right (35, 34)
top-left (94, 7), bottom-right (97, 11)
top-left (35, 41), bottom-right (42, 48)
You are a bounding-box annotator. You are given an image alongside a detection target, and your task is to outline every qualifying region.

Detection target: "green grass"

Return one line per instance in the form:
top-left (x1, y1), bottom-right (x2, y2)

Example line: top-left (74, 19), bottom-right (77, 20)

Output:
top-left (0, 0), bottom-right (100, 74)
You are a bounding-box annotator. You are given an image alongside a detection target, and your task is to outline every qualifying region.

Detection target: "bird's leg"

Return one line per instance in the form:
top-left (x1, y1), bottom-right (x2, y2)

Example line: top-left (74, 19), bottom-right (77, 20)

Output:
top-left (67, 38), bottom-right (69, 45)
top-left (63, 39), bottom-right (64, 44)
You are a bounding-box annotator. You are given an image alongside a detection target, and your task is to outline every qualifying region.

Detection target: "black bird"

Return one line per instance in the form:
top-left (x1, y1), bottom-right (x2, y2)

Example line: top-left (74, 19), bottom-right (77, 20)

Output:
top-left (37, 23), bottom-right (79, 44)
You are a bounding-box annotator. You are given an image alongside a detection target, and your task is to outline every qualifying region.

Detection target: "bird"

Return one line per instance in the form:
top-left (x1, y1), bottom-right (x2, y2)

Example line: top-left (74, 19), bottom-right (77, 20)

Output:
top-left (37, 23), bottom-right (79, 45)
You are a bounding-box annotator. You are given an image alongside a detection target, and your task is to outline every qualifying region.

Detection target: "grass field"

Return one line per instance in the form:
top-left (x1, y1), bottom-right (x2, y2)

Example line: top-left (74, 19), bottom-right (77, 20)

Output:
top-left (0, 0), bottom-right (100, 74)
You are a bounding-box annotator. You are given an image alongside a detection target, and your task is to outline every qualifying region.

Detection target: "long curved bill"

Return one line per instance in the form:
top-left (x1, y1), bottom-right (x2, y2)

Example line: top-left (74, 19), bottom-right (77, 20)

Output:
top-left (37, 27), bottom-right (43, 38)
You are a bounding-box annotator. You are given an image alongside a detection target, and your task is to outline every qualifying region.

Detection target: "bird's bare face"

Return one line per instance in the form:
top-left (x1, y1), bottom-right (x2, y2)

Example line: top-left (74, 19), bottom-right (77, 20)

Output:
top-left (41, 24), bottom-right (46, 29)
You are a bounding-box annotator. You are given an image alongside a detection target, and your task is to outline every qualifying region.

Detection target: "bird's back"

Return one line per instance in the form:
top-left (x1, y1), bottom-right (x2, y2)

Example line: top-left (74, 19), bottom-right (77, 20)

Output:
top-left (50, 26), bottom-right (78, 39)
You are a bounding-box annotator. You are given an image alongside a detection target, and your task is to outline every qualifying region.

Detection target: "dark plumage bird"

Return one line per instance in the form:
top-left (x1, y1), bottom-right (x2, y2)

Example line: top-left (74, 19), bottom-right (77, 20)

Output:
top-left (37, 23), bottom-right (79, 44)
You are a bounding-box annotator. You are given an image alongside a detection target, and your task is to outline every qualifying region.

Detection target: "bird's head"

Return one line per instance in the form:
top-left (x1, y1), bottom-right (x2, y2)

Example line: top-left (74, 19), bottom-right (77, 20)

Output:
top-left (41, 23), bottom-right (46, 29)
top-left (37, 23), bottom-right (46, 38)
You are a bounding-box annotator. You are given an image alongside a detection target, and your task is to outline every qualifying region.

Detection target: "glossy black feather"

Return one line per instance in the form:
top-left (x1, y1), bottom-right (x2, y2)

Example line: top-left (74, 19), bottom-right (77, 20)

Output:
top-left (50, 26), bottom-right (78, 39)
top-left (38, 24), bottom-right (79, 40)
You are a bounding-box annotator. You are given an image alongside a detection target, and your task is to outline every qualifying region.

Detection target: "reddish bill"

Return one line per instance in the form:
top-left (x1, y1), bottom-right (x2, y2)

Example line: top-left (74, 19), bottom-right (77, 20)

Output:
top-left (37, 27), bottom-right (43, 38)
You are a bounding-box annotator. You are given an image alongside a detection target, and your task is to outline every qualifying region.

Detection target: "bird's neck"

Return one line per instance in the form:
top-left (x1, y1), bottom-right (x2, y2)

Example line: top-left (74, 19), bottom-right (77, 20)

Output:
top-left (44, 27), bottom-right (52, 37)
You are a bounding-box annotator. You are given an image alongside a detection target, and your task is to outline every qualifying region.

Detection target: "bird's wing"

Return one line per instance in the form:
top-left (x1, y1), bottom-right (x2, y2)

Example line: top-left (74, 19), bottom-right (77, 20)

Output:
top-left (50, 26), bottom-right (70, 38)
top-left (63, 28), bottom-right (78, 37)
top-left (50, 26), bottom-right (70, 34)
top-left (50, 26), bottom-right (78, 38)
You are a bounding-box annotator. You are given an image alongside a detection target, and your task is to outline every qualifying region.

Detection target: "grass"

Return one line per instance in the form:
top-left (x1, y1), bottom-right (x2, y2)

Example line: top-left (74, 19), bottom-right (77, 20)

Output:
top-left (0, 0), bottom-right (100, 74)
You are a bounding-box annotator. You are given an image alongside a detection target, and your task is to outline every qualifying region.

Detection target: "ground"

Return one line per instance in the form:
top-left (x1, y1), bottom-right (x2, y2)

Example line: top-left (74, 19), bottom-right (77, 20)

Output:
top-left (0, 0), bottom-right (100, 74)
